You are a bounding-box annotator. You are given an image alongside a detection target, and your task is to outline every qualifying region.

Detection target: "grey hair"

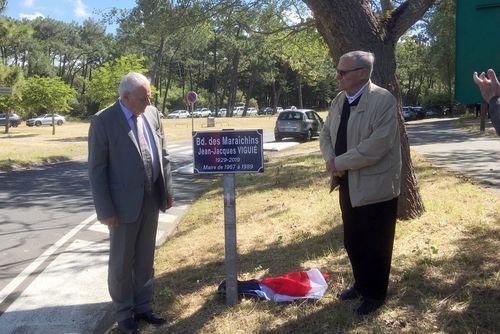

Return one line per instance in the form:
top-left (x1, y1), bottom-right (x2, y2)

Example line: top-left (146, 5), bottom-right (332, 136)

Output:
top-left (118, 72), bottom-right (150, 98)
top-left (340, 51), bottom-right (375, 77)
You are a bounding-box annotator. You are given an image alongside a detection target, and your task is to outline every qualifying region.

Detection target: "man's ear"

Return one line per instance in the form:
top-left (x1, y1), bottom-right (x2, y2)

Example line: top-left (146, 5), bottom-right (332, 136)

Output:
top-left (362, 68), bottom-right (371, 81)
top-left (122, 91), bottom-right (130, 103)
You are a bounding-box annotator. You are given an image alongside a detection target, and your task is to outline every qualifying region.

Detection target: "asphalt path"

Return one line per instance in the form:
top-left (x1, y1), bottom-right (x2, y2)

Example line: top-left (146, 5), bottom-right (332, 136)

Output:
top-left (406, 118), bottom-right (499, 193)
top-left (0, 160), bottom-right (94, 296)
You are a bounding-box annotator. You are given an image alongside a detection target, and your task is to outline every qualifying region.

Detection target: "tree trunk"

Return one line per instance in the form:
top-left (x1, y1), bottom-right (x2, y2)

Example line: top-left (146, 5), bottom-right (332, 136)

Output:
top-left (243, 67), bottom-right (256, 117)
top-left (303, 0), bottom-right (435, 219)
top-left (227, 49), bottom-right (240, 117)
top-left (4, 113), bottom-right (10, 134)
top-left (298, 76), bottom-right (303, 109)
top-left (150, 37), bottom-right (165, 87)
top-left (213, 31), bottom-right (219, 116)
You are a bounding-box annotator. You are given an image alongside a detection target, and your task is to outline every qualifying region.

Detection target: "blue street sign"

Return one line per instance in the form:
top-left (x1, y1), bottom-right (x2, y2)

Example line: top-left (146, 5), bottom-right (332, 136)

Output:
top-left (187, 91), bottom-right (197, 104)
top-left (193, 129), bottom-right (264, 174)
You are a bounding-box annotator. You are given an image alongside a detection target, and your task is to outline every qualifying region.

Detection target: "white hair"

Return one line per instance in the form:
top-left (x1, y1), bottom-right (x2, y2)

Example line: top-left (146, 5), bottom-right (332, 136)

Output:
top-left (119, 72), bottom-right (150, 98)
top-left (340, 51), bottom-right (375, 77)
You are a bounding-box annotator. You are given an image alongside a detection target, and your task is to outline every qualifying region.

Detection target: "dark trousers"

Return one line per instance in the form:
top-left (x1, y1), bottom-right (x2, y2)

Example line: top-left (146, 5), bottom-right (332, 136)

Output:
top-left (108, 182), bottom-right (161, 321)
top-left (339, 185), bottom-right (397, 301)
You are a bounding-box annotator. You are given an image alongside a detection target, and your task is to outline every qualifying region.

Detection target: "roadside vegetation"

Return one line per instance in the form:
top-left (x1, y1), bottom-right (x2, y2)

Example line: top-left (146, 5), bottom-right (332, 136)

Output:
top-left (454, 117), bottom-right (498, 138)
top-left (106, 142), bottom-right (499, 333)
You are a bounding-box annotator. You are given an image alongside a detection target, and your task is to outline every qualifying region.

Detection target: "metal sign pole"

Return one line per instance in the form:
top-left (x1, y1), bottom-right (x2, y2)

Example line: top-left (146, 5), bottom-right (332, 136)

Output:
top-left (192, 129), bottom-right (264, 307)
top-left (191, 103), bottom-right (194, 133)
top-left (480, 102), bottom-right (487, 132)
top-left (223, 173), bottom-right (238, 306)
top-left (187, 91), bottom-right (197, 134)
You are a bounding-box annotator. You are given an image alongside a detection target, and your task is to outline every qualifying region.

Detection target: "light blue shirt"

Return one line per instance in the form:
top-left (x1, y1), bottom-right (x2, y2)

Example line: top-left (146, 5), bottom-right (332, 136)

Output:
top-left (345, 81), bottom-right (369, 104)
top-left (119, 100), bottom-right (160, 182)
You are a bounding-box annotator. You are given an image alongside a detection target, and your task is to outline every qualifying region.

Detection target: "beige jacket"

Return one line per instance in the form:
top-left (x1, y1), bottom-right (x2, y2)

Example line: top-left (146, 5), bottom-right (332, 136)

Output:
top-left (319, 81), bottom-right (401, 207)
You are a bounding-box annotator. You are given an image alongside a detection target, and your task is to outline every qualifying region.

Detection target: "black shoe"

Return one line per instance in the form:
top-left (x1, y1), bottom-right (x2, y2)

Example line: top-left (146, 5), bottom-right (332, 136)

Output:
top-left (135, 310), bottom-right (166, 325)
top-left (337, 287), bottom-right (360, 301)
top-left (356, 298), bottom-right (384, 316)
top-left (117, 318), bottom-right (140, 334)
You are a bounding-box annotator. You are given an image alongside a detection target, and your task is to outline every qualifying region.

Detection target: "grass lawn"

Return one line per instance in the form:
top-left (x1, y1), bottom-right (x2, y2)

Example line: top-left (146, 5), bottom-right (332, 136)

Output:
top-left (117, 142), bottom-right (500, 334)
top-left (0, 113), bottom-right (331, 171)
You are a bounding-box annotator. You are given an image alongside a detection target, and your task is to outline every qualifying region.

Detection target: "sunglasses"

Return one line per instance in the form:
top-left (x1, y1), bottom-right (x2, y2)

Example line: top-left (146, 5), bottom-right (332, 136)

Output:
top-left (336, 67), bottom-right (365, 77)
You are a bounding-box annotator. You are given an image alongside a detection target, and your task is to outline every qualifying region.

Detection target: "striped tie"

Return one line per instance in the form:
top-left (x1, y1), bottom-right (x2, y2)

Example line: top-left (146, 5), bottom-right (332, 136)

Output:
top-left (133, 115), bottom-right (153, 194)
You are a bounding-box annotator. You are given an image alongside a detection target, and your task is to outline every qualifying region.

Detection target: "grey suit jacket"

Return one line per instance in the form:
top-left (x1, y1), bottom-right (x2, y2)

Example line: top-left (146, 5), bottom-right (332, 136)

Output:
top-left (88, 100), bottom-right (173, 223)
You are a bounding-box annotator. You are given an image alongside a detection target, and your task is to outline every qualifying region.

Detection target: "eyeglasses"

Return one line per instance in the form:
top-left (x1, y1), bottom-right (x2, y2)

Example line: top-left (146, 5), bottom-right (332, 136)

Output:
top-left (336, 67), bottom-right (365, 77)
top-left (131, 94), bottom-right (151, 104)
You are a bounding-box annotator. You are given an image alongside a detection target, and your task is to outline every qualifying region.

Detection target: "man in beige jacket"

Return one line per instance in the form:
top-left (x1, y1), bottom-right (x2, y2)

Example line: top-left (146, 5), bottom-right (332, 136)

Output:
top-left (320, 51), bottom-right (401, 316)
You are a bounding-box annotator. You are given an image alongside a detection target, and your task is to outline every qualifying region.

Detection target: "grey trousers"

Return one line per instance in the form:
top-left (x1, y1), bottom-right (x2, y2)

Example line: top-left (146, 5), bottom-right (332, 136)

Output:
top-left (108, 188), bottom-right (160, 322)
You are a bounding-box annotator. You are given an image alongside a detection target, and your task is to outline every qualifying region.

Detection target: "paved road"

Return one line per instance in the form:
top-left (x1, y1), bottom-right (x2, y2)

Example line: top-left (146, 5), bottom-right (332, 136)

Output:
top-left (406, 118), bottom-right (500, 192)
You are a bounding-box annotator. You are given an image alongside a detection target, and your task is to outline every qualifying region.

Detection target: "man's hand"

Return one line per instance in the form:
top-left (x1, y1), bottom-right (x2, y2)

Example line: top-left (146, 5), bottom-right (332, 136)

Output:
top-left (325, 158), bottom-right (345, 177)
top-left (166, 196), bottom-right (173, 210)
top-left (100, 216), bottom-right (118, 228)
top-left (473, 69), bottom-right (500, 103)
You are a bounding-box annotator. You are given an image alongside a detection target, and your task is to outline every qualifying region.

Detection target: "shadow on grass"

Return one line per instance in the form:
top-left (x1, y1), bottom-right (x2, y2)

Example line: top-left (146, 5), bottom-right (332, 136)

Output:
top-left (105, 146), bottom-right (500, 333)
top-left (142, 221), bottom-right (346, 334)
top-left (0, 134), bottom-right (39, 139)
top-left (48, 136), bottom-right (88, 142)
top-left (248, 219), bottom-right (500, 333)
top-left (0, 156), bottom-right (73, 172)
top-left (200, 153), bottom-right (328, 200)
top-left (391, 222), bottom-right (499, 333)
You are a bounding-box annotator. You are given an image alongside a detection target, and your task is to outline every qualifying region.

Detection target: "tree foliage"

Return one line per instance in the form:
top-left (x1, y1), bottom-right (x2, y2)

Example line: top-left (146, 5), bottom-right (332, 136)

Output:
top-left (20, 76), bottom-right (76, 115)
top-left (0, 0), bottom-right (456, 126)
top-left (87, 54), bottom-right (148, 108)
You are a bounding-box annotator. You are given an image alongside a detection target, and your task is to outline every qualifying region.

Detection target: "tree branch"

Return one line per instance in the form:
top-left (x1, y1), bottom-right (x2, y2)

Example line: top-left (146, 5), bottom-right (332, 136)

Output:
top-left (380, 0), bottom-right (393, 12)
top-left (385, 0), bottom-right (437, 40)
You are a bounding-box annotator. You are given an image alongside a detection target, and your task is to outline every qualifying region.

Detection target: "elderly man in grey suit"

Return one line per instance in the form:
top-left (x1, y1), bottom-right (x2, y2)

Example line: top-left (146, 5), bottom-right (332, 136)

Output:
top-left (88, 72), bottom-right (173, 334)
top-left (320, 51), bottom-right (401, 316)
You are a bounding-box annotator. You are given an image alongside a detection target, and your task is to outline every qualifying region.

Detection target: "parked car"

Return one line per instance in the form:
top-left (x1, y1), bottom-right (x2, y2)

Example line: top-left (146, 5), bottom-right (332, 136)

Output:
top-left (247, 107), bottom-right (258, 116)
top-left (425, 110), bottom-right (439, 118)
top-left (276, 107), bottom-right (284, 114)
top-left (0, 113), bottom-right (21, 127)
top-left (216, 108), bottom-right (227, 117)
top-left (402, 107), bottom-right (416, 121)
top-left (26, 114), bottom-right (65, 126)
top-left (233, 106), bottom-right (245, 116)
top-left (193, 108), bottom-right (212, 117)
top-left (411, 106), bottom-right (426, 120)
top-left (274, 109), bottom-right (324, 142)
top-left (259, 107), bottom-right (273, 115)
top-left (285, 105), bottom-right (297, 110)
top-left (167, 110), bottom-right (190, 119)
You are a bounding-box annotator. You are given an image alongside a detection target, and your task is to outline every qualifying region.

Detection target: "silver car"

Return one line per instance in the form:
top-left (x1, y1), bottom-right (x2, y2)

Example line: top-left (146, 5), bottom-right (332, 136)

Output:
top-left (167, 110), bottom-right (190, 119)
top-left (274, 109), bottom-right (324, 142)
top-left (26, 114), bottom-right (65, 126)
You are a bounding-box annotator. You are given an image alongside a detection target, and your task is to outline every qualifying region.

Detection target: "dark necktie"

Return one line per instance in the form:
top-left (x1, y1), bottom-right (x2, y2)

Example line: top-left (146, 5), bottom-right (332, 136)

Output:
top-left (133, 115), bottom-right (153, 194)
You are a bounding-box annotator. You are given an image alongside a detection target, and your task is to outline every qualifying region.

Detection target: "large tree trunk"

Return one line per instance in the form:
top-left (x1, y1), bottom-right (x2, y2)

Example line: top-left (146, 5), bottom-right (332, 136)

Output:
top-left (303, 0), bottom-right (435, 219)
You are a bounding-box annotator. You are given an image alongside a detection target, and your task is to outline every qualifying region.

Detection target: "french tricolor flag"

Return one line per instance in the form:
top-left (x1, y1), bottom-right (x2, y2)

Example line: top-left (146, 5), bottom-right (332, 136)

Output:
top-left (218, 268), bottom-right (331, 302)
